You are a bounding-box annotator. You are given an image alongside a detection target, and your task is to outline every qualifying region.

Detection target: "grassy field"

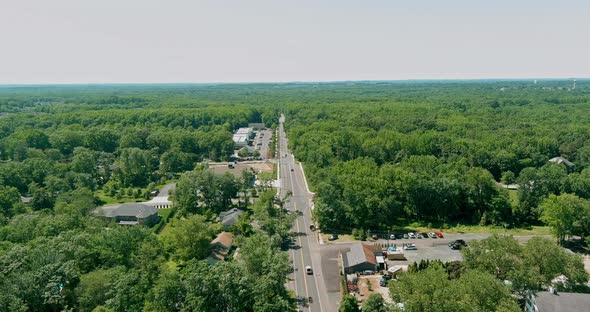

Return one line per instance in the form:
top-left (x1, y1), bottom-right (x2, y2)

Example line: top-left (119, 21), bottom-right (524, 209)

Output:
top-left (397, 222), bottom-right (552, 236)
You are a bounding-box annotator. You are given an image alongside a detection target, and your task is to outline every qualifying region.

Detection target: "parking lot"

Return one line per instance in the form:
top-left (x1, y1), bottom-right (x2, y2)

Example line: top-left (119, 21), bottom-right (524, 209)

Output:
top-left (253, 129), bottom-right (272, 159)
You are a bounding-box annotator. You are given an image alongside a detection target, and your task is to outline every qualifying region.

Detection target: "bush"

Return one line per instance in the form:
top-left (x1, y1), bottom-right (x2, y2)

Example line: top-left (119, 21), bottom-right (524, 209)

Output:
top-left (352, 228), bottom-right (366, 241)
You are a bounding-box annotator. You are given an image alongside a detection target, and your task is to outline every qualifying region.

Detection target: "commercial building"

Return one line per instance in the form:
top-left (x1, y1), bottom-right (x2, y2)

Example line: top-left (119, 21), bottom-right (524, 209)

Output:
top-left (342, 243), bottom-right (382, 274)
top-left (233, 127), bottom-right (253, 147)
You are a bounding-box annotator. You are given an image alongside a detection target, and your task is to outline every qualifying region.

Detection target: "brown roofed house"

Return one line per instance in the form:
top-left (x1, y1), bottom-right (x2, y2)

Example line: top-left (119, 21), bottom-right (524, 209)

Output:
top-left (207, 232), bottom-right (234, 264)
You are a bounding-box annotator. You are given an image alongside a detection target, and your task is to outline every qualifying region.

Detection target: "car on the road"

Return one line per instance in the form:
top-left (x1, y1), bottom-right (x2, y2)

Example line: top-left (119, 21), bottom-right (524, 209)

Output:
top-left (328, 234), bottom-right (338, 241)
top-left (408, 232), bottom-right (416, 239)
top-left (390, 234), bottom-right (396, 240)
top-left (428, 232), bottom-right (437, 239)
top-left (291, 168), bottom-right (294, 172)
top-left (305, 266), bottom-right (313, 275)
top-left (436, 232), bottom-right (444, 238)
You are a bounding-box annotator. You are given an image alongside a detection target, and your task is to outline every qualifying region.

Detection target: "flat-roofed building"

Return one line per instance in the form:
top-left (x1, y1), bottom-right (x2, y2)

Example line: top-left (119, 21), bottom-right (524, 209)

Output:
top-left (233, 127), bottom-right (253, 147)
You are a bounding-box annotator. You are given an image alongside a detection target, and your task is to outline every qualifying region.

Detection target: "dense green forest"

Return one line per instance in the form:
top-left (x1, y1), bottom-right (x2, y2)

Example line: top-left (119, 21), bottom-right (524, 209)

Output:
top-left (0, 84), bottom-right (288, 311)
top-left (1, 81), bottom-right (590, 311)
top-left (280, 81), bottom-right (590, 233)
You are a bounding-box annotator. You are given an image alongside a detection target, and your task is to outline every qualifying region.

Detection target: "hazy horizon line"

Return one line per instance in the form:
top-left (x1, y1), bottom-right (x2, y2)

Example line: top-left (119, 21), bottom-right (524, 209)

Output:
top-left (0, 77), bottom-right (585, 87)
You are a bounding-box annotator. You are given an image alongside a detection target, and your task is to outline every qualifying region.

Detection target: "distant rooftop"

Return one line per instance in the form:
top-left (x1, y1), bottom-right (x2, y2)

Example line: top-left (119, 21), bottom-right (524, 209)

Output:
top-left (533, 291), bottom-right (590, 312)
top-left (549, 157), bottom-right (574, 167)
top-left (103, 203), bottom-right (158, 219)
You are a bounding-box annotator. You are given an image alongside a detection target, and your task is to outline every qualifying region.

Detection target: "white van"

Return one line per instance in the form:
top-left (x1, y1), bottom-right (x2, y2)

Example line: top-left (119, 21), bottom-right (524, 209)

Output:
top-left (305, 266), bottom-right (313, 275)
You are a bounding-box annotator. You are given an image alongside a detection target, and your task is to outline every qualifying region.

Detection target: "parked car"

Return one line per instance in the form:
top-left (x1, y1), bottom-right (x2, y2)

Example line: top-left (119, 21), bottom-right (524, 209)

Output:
top-left (328, 234), bottom-right (338, 241)
top-left (405, 243), bottom-right (417, 250)
top-left (420, 232), bottom-right (429, 238)
top-left (448, 239), bottom-right (466, 247)
top-left (403, 234), bottom-right (409, 239)
top-left (390, 234), bottom-right (396, 240)
top-left (436, 232), bottom-right (444, 238)
top-left (380, 277), bottom-right (388, 287)
top-left (449, 243), bottom-right (461, 250)
top-left (428, 232), bottom-right (437, 239)
top-left (416, 232), bottom-right (422, 239)
top-left (363, 270), bottom-right (374, 275)
top-left (408, 232), bottom-right (416, 239)
top-left (372, 234), bottom-right (379, 240)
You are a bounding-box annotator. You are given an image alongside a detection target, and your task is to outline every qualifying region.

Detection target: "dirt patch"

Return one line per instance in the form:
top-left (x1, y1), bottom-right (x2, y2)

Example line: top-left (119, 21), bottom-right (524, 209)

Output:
top-left (355, 275), bottom-right (392, 304)
top-left (208, 161), bottom-right (274, 178)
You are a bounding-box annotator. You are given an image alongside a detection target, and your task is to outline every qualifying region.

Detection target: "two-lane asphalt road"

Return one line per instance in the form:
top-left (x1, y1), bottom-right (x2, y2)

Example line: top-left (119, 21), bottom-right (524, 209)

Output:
top-left (278, 114), bottom-right (332, 312)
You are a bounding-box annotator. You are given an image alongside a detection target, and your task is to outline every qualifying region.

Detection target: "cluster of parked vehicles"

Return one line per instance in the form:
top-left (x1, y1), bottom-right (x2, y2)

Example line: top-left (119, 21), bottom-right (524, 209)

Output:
top-left (328, 231), bottom-right (446, 241)
top-left (385, 232), bottom-right (444, 240)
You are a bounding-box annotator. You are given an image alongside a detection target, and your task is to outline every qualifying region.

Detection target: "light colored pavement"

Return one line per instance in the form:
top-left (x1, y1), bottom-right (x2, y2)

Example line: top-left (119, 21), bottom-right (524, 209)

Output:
top-left (146, 183), bottom-right (175, 208)
top-left (279, 114), bottom-right (335, 312)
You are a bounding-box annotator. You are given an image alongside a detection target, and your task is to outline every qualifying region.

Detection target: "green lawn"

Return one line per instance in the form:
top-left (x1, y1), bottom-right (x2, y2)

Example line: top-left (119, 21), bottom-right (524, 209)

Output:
top-left (96, 190), bottom-right (148, 205)
top-left (507, 189), bottom-right (519, 206)
top-left (398, 222), bottom-right (552, 236)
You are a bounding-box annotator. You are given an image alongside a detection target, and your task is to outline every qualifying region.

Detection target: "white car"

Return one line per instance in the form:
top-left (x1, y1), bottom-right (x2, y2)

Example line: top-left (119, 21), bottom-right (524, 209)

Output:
top-left (390, 234), bottom-right (396, 240)
top-left (405, 243), bottom-right (417, 250)
top-left (428, 232), bottom-right (437, 239)
top-left (408, 232), bottom-right (416, 239)
top-left (305, 265), bottom-right (313, 275)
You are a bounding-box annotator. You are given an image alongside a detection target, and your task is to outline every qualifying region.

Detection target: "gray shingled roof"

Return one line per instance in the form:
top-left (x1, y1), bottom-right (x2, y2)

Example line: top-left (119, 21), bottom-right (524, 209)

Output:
top-left (549, 157), bottom-right (574, 167)
top-left (344, 243), bottom-right (378, 269)
top-left (105, 203), bottom-right (158, 219)
top-left (219, 208), bottom-right (244, 227)
top-left (535, 291), bottom-right (590, 312)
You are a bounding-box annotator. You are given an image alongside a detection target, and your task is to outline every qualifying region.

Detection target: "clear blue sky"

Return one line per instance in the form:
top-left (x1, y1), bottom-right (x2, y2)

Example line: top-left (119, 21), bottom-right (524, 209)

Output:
top-left (1, 0), bottom-right (588, 84)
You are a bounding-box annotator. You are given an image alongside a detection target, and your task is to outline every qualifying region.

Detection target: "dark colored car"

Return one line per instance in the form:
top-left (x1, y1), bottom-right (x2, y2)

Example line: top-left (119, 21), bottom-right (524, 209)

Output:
top-left (448, 239), bottom-right (467, 247)
top-left (420, 232), bottom-right (429, 238)
top-left (291, 168), bottom-right (294, 172)
top-left (372, 234), bottom-right (379, 240)
top-left (449, 243), bottom-right (461, 250)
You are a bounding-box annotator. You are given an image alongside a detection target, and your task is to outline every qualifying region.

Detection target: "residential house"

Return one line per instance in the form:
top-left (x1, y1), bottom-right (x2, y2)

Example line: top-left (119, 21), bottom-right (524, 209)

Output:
top-left (526, 289), bottom-right (590, 312)
top-left (218, 208), bottom-right (244, 230)
top-left (207, 232), bottom-right (234, 264)
top-left (548, 157), bottom-right (575, 172)
top-left (100, 203), bottom-right (159, 226)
